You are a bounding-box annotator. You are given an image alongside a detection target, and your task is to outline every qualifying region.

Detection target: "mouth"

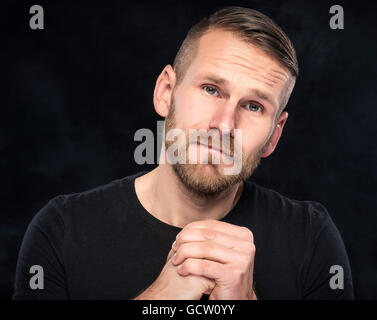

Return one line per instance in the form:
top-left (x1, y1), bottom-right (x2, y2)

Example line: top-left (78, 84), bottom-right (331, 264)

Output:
top-left (197, 142), bottom-right (232, 158)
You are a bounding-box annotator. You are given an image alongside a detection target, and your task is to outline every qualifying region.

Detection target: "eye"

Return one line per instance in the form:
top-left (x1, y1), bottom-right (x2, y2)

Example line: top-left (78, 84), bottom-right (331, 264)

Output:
top-left (203, 85), bottom-right (219, 97)
top-left (244, 102), bottom-right (263, 113)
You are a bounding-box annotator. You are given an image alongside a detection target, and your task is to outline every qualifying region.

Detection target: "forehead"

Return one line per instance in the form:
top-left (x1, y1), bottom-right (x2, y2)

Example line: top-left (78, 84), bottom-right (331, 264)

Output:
top-left (185, 29), bottom-right (292, 104)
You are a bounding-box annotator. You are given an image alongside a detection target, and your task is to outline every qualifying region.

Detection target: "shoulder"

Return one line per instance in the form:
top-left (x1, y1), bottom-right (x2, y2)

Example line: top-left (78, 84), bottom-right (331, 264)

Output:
top-left (243, 180), bottom-right (332, 233)
top-left (30, 171), bottom-right (145, 231)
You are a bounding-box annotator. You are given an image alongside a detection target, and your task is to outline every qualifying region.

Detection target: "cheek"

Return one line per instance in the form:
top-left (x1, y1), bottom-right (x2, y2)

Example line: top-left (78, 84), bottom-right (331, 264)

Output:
top-left (239, 119), bottom-right (272, 154)
top-left (174, 86), bottom-right (214, 128)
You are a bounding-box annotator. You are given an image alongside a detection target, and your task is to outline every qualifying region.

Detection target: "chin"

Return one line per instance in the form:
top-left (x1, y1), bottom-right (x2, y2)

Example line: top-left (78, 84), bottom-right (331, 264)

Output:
top-left (172, 163), bottom-right (242, 197)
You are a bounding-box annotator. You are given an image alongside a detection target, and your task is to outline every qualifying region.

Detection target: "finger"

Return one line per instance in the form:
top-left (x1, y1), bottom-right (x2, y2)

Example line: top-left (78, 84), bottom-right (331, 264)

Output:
top-left (173, 227), bottom-right (253, 253)
top-left (172, 241), bottom-right (253, 266)
top-left (179, 220), bottom-right (254, 243)
top-left (177, 257), bottom-right (227, 281)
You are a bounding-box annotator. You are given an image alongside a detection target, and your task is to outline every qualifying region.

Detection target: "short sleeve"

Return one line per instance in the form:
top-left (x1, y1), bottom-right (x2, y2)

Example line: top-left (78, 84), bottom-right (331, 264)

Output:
top-left (301, 202), bottom-right (354, 299)
top-left (13, 196), bottom-right (69, 299)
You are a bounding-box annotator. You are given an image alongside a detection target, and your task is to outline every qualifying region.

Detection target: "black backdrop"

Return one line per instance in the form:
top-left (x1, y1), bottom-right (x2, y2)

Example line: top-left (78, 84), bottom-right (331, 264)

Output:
top-left (1, 0), bottom-right (376, 299)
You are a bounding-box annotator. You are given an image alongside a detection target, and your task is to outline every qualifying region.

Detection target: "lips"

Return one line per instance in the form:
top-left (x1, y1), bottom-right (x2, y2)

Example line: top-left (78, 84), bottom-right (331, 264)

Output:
top-left (198, 142), bottom-right (232, 158)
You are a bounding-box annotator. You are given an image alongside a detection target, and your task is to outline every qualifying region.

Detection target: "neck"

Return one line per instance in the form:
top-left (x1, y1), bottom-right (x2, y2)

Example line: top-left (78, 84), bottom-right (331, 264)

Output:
top-left (135, 165), bottom-right (244, 228)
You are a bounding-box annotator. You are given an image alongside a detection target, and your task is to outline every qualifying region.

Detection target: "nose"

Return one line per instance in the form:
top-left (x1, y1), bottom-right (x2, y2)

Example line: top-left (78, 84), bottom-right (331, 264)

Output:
top-left (208, 101), bottom-right (236, 137)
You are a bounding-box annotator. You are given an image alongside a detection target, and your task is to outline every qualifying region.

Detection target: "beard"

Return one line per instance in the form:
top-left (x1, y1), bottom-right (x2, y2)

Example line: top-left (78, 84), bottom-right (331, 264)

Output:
top-left (164, 97), bottom-right (269, 198)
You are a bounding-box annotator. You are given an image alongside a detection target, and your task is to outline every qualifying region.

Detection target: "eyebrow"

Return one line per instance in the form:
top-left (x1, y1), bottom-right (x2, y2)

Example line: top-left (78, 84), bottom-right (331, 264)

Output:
top-left (198, 74), bottom-right (278, 109)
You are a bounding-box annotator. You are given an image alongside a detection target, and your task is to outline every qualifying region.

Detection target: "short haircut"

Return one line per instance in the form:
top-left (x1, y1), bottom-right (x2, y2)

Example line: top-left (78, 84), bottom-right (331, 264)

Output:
top-left (172, 6), bottom-right (299, 111)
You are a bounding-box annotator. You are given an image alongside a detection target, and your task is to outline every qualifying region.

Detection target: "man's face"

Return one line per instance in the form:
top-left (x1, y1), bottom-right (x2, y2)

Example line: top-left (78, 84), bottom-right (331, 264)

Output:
top-left (165, 29), bottom-right (292, 196)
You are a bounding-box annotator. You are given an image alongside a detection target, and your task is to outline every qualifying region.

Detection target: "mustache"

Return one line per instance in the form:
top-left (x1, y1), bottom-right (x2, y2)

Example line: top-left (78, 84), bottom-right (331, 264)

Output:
top-left (197, 142), bottom-right (233, 157)
top-left (188, 132), bottom-right (235, 157)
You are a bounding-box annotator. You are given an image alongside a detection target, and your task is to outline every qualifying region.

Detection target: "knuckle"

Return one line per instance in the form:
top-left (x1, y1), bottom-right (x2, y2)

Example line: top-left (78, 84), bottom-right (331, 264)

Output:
top-left (176, 230), bottom-right (187, 243)
top-left (239, 240), bottom-right (251, 252)
top-left (250, 243), bottom-right (256, 255)
top-left (241, 227), bottom-right (254, 242)
top-left (243, 243), bottom-right (256, 257)
top-left (180, 259), bottom-right (189, 273)
top-left (178, 243), bottom-right (190, 257)
top-left (202, 228), bottom-right (216, 240)
top-left (179, 262), bottom-right (187, 274)
top-left (176, 231), bottom-right (191, 247)
top-left (181, 258), bottom-right (195, 273)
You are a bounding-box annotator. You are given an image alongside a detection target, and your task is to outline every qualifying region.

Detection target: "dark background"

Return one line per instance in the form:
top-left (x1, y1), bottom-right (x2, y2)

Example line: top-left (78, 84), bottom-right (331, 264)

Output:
top-left (1, 0), bottom-right (376, 299)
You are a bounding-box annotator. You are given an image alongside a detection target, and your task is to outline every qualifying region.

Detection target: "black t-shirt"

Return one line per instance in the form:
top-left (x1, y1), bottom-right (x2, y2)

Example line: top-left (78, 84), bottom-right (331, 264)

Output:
top-left (13, 171), bottom-right (354, 299)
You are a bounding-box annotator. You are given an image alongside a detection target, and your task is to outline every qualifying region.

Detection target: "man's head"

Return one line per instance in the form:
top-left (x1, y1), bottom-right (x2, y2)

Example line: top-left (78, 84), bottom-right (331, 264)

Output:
top-left (153, 6), bottom-right (298, 197)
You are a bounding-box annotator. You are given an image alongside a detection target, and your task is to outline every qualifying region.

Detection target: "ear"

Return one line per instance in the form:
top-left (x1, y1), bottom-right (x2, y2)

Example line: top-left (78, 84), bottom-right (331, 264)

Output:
top-left (153, 64), bottom-right (176, 117)
top-left (260, 111), bottom-right (289, 158)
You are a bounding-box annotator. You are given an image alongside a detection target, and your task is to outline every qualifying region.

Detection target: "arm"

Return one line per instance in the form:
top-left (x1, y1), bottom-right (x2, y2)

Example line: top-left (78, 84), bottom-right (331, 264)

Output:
top-left (301, 202), bottom-right (354, 299)
top-left (13, 196), bottom-right (69, 299)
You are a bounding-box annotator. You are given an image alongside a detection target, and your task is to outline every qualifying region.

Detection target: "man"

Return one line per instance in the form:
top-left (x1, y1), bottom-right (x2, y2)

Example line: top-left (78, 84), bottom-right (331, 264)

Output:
top-left (13, 6), bottom-right (353, 299)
